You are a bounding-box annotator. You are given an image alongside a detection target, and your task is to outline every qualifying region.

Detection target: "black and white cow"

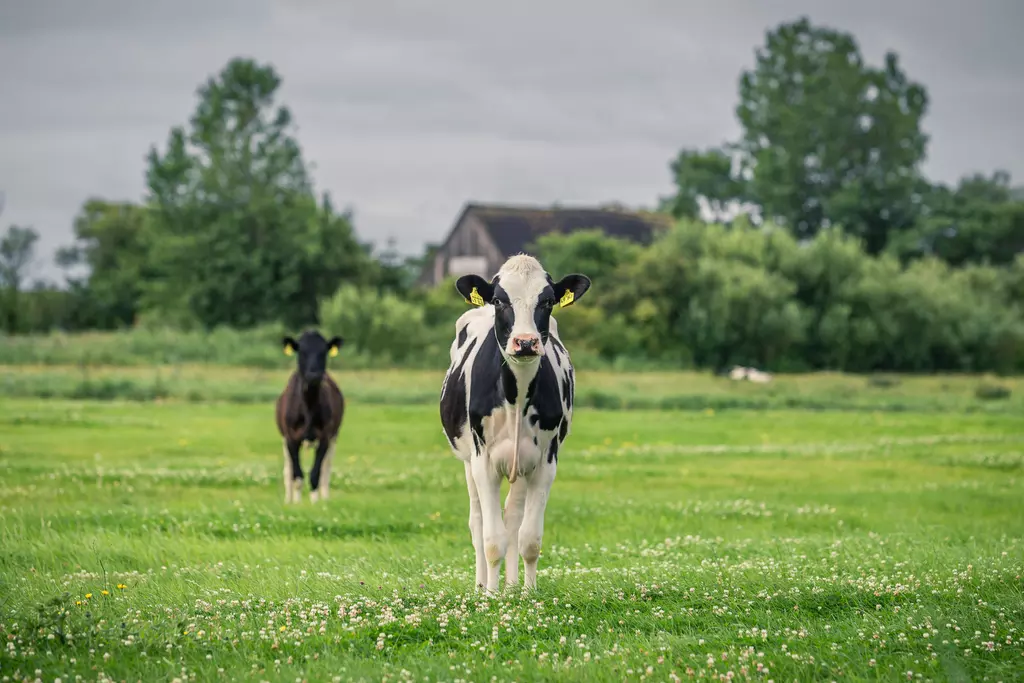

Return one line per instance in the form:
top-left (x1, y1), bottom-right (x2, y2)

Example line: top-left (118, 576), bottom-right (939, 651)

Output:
top-left (439, 254), bottom-right (591, 592)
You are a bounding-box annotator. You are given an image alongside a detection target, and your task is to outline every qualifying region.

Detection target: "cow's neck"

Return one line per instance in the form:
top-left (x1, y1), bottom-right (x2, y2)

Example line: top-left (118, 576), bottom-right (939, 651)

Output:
top-left (500, 356), bottom-right (540, 410)
top-left (302, 380), bottom-right (322, 409)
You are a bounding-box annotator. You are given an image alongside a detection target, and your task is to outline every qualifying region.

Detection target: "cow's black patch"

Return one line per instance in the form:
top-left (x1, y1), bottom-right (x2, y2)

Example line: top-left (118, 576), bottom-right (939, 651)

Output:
top-left (524, 356), bottom-right (565, 432)
top-left (457, 326), bottom-right (468, 348)
top-left (440, 337), bottom-right (477, 448)
top-left (467, 331), bottom-right (519, 450)
top-left (558, 418), bottom-right (569, 442)
top-left (532, 285), bottom-right (557, 344)
top-left (547, 436), bottom-right (559, 464)
top-left (565, 368), bottom-right (574, 410)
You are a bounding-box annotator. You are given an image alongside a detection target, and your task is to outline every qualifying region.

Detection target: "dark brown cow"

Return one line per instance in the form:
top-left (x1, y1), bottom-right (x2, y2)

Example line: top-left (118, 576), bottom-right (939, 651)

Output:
top-left (275, 330), bottom-right (345, 504)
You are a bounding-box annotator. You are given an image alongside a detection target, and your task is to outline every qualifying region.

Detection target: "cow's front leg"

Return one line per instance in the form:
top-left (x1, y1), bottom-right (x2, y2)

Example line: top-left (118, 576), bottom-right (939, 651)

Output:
top-left (503, 478), bottom-right (527, 589)
top-left (308, 437), bottom-right (330, 503)
top-left (284, 439), bottom-right (303, 504)
top-left (471, 451), bottom-right (505, 593)
top-left (520, 462), bottom-right (556, 590)
top-left (464, 462), bottom-right (487, 590)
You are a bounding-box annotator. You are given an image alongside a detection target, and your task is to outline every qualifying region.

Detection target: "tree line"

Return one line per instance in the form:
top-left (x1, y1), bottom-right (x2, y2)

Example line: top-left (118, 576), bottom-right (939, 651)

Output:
top-left (2, 18), bottom-right (1022, 373)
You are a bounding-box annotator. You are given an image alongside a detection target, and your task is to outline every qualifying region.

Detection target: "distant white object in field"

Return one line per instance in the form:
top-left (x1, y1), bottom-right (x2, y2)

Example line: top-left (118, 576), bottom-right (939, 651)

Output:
top-left (728, 365), bottom-right (773, 383)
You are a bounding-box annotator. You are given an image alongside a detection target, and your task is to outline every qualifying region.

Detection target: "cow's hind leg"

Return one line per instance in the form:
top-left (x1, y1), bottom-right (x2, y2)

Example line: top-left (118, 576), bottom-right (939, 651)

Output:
top-left (503, 478), bottom-right (527, 589)
top-left (471, 452), bottom-right (506, 593)
top-left (464, 462), bottom-right (487, 590)
top-left (320, 437), bottom-right (336, 500)
top-left (283, 439), bottom-right (303, 504)
top-left (282, 441), bottom-right (292, 503)
top-left (520, 463), bottom-right (556, 590)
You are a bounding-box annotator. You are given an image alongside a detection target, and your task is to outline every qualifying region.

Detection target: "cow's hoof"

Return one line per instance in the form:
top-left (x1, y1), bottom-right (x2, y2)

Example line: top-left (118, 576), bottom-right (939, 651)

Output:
top-left (310, 490), bottom-right (320, 504)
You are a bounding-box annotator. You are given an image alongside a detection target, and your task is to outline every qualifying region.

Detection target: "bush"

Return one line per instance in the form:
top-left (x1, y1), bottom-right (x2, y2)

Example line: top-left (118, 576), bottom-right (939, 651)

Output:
top-left (318, 285), bottom-right (443, 366)
top-left (975, 383), bottom-right (1011, 401)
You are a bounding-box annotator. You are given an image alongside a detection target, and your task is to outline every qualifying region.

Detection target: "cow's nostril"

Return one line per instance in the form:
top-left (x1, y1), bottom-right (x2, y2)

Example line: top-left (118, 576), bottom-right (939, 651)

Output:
top-left (512, 336), bottom-right (540, 355)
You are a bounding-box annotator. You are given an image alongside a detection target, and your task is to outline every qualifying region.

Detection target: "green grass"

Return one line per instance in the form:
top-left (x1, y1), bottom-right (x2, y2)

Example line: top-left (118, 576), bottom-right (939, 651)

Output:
top-left (1, 387), bottom-right (1023, 681)
top-left (1, 364), bottom-right (1020, 413)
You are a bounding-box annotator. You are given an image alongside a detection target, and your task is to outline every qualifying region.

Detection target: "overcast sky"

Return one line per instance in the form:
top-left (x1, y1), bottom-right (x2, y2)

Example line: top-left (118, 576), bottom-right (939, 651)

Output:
top-left (2, 0), bottom-right (1023, 281)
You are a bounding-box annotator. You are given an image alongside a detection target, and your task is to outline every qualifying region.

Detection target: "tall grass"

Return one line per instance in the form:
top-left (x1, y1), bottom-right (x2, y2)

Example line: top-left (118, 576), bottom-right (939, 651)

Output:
top-left (1, 363), bottom-right (1019, 413)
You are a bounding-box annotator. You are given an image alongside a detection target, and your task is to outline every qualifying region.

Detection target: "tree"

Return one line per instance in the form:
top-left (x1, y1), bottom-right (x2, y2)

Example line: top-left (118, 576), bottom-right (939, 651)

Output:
top-left (144, 57), bottom-right (371, 329)
top-left (662, 147), bottom-right (748, 221)
top-left (0, 225), bottom-right (39, 333)
top-left (368, 236), bottom-right (422, 294)
top-left (56, 199), bottom-right (155, 329)
top-left (530, 228), bottom-right (641, 284)
top-left (734, 17), bottom-right (929, 253)
top-left (887, 171), bottom-right (1024, 266)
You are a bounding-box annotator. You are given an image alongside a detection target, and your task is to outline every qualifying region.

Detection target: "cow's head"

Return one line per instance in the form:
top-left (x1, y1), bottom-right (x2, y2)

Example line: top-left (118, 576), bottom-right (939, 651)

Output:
top-left (455, 254), bottom-right (590, 363)
top-left (282, 330), bottom-right (343, 388)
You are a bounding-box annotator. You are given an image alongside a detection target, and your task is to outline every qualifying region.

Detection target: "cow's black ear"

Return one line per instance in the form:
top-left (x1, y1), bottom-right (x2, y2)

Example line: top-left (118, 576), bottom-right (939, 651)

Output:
top-left (282, 336), bottom-right (298, 356)
top-left (552, 274), bottom-right (591, 308)
top-left (455, 275), bottom-right (494, 307)
top-left (327, 336), bottom-right (343, 358)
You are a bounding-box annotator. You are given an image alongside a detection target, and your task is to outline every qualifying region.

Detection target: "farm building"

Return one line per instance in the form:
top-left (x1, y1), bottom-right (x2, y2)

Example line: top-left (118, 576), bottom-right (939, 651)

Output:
top-left (417, 202), bottom-right (671, 287)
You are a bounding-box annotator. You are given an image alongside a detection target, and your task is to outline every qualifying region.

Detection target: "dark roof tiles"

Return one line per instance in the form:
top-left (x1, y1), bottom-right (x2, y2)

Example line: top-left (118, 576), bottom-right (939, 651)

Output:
top-left (465, 203), bottom-right (669, 256)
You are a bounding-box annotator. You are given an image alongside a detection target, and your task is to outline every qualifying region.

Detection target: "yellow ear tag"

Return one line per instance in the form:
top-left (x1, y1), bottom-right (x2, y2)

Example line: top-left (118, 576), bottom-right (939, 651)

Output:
top-left (329, 346), bottom-right (338, 358)
top-left (469, 287), bottom-right (485, 307)
top-left (559, 290), bottom-right (575, 308)
top-left (284, 346), bottom-right (294, 356)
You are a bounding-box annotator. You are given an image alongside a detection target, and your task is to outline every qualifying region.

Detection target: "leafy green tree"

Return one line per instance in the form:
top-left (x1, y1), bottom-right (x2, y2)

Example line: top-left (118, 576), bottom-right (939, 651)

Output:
top-left (734, 17), bottom-right (929, 253)
top-left (888, 171), bottom-right (1024, 266)
top-left (368, 237), bottom-right (425, 294)
top-left (530, 228), bottom-right (642, 284)
top-left (662, 147), bottom-right (747, 221)
top-left (144, 57), bottom-right (371, 329)
top-left (0, 225), bottom-right (40, 333)
top-left (56, 199), bottom-right (155, 329)
top-left (13, 282), bottom-right (76, 333)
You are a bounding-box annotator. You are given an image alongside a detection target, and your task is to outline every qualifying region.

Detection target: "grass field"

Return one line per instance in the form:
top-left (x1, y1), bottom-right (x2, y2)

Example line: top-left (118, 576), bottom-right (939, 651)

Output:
top-left (1, 364), bottom-right (1021, 413)
top-left (1, 370), bottom-right (1023, 682)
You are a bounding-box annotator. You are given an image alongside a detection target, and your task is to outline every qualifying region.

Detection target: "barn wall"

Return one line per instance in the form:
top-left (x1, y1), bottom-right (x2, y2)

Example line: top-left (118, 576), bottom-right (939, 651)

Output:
top-left (422, 213), bottom-right (505, 285)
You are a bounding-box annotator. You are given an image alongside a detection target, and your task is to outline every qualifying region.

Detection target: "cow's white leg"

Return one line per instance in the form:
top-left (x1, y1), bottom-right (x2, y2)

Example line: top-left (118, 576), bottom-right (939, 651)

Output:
top-left (520, 463), bottom-right (556, 590)
top-left (471, 452), bottom-right (505, 593)
top-left (320, 438), bottom-right (336, 500)
top-left (464, 462), bottom-right (487, 590)
top-left (503, 478), bottom-right (527, 589)
top-left (282, 441), bottom-right (293, 504)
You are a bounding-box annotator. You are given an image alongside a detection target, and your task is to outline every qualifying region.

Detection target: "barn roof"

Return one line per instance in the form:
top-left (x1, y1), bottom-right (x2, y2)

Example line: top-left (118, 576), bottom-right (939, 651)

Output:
top-left (461, 202), bottom-right (670, 256)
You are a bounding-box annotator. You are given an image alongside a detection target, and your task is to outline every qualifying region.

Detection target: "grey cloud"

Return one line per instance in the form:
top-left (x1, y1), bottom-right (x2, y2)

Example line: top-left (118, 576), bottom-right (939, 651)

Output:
top-left (1, 0), bottom-right (1021, 282)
